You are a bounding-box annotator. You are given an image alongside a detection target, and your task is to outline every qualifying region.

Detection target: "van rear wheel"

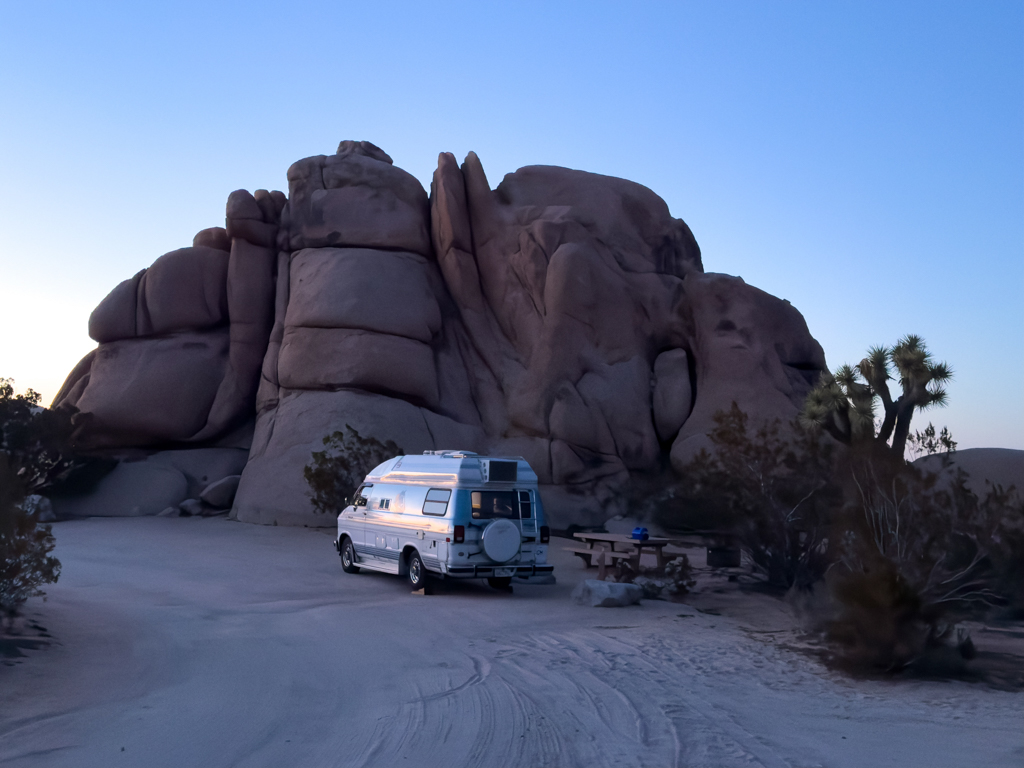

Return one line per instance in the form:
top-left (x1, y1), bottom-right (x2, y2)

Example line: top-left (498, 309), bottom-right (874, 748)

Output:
top-left (340, 538), bottom-right (360, 574)
top-left (487, 577), bottom-right (513, 590)
top-left (407, 551), bottom-right (432, 593)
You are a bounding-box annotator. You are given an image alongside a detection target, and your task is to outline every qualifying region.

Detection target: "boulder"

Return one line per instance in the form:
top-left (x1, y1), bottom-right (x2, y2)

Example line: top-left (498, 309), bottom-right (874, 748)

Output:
top-left (56, 187), bottom-right (281, 448)
top-left (179, 498), bottom-right (205, 517)
top-left (199, 474), bottom-right (241, 508)
top-left (88, 271), bottom-right (143, 343)
top-left (193, 226), bottom-right (232, 251)
top-left (55, 140), bottom-right (831, 531)
top-left (234, 388), bottom-right (464, 526)
top-left (51, 448), bottom-right (248, 518)
top-left (53, 458), bottom-right (188, 517)
top-left (570, 579), bottom-right (643, 607)
top-left (89, 245), bottom-right (235, 344)
top-left (670, 273), bottom-right (827, 469)
top-left (136, 246), bottom-right (230, 337)
top-left (490, 163), bottom-right (702, 278)
top-left (278, 327), bottom-right (439, 406)
top-left (69, 331), bottom-right (230, 447)
top-left (652, 349), bottom-right (693, 443)
top-left (285, 248), bottom-right (441, 343)
top-left (287, 144), bottom-right (431, 256)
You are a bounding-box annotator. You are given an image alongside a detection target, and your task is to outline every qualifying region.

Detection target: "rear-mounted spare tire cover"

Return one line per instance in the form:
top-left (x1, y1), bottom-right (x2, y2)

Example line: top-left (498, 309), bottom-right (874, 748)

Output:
top-left (482, 519), bottom-right (520, 563)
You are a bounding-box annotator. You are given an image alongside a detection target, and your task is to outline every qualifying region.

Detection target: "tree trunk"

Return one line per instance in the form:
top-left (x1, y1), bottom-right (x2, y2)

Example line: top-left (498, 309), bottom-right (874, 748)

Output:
top-left (889, 400), bottom-right (916, 459)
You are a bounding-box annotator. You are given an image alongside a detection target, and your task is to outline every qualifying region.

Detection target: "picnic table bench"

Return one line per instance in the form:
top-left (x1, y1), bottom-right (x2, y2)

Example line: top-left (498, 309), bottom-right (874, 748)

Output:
top-left (565, 532), bottom-right (674, 570)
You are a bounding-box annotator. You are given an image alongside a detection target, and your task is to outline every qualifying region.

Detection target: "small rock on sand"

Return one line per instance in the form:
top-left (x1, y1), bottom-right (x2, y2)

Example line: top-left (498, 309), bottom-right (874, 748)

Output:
top-left (571, 579), bottom-right (643, 607)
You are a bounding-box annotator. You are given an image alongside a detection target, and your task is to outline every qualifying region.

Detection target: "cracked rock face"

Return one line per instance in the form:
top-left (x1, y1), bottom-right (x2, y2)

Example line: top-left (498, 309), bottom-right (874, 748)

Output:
top-left (55, 140), bottom-right (826, 527)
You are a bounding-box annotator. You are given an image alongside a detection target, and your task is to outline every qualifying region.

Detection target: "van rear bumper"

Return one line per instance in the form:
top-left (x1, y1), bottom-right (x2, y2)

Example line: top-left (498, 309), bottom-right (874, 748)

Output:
top-left (444, 564), bottom-right (555, 578)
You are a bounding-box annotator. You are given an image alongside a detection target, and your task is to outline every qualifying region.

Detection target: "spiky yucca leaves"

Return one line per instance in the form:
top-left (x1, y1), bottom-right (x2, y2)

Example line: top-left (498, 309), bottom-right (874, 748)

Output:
top-left (802, 364), bottom-right (875, 444)
top-left (886, 335), bottom-right (952, 455)
top-left (801, 336), bottom-right (952, 459)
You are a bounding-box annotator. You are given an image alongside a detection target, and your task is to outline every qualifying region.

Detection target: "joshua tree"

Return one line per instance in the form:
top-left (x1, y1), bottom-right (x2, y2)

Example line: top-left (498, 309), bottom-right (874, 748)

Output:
top-left (802, 335), bottom-right (952, 459)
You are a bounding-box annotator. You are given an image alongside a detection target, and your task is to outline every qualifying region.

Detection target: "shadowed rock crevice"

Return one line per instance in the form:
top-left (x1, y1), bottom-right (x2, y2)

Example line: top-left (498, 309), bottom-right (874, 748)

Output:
top-left (53, 140), bottom-right (827, 527)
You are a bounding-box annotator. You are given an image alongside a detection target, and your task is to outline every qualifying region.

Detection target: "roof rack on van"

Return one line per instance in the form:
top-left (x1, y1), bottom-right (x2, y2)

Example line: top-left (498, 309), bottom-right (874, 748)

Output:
top-left (422, 450), bottom-right (479, 458)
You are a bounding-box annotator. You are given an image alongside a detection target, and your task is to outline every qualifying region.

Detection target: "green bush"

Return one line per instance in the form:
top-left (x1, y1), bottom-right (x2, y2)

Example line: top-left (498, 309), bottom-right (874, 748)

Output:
top-left (304, 426), bottom-right (403, 515)
top-left (0, 378), bottom-right (75, 623)
top-left (1, 454), bottom-right (60, 627)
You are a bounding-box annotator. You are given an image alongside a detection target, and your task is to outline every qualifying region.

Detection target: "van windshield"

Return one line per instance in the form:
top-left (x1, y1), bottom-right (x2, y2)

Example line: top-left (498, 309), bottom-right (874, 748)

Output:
top-left (471, 490), bottom-right (531, 519)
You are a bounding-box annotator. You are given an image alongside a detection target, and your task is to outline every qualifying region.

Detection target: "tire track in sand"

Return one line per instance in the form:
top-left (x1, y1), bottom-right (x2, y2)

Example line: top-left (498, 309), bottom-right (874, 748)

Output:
top-left (346, 627), bottom-right (793, 767)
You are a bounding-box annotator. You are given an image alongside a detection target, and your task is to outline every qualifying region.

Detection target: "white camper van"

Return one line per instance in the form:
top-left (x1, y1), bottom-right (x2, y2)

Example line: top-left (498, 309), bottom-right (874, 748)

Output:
top-left (334, 451), bottom-right (553, 591)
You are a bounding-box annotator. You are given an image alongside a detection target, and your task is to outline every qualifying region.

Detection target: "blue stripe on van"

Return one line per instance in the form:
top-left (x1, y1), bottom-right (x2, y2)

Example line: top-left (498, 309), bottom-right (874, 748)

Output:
top-left (354, 545), bottom-right (401, 561)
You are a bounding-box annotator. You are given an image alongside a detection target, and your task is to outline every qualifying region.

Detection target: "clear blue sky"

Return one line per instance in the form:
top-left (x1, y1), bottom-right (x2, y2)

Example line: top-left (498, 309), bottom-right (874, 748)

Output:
top-left (1, 1), bottom-right (1021, 449)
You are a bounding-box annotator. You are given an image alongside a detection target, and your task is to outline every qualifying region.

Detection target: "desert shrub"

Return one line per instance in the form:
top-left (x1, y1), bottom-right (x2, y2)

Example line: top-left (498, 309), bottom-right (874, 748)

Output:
top-left (0, 379), bottom-right (74, 621)
top-left (1, 454), bottom-right (61, 627)
top-left (659, 404), bottom-right (842, 590)
top-left (304, 426), bottom-right (403, 515)
top-left (824, 448), bottom-right (1021, 672)
top-left (905, 422), bottom-right (957, 461)
top-left (611, 555), bottom-right (695, 601)
top-left (635, 380), bottom-right (1019, 677)
top-left (979, 484), bottom-right (1024, 618)
top-left (0, 379), bottom-right (84, 494)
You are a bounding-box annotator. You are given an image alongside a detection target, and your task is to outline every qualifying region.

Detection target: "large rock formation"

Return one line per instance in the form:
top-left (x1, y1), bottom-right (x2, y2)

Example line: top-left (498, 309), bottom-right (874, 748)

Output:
top-left (54, 140), bottom-right (827, 528)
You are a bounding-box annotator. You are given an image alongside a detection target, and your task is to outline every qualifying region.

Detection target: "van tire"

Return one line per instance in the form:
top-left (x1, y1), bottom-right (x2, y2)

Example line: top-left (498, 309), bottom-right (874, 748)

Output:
top-left (340, 537), bottom-right (360, 574)
top-left (487, 577), bottom-right (513, 590)
top-left (407, 551), bottom-right (431, 592)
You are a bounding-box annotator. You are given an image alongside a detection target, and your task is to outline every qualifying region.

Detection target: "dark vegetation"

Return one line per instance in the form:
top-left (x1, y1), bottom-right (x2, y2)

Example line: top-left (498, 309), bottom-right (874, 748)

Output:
top-left (304, 426), bottom-right (403, 515)
top-left (646, 338), bottom-right (1024, 677)
top-left (802, 334), bottom-right (952, 458)
top-left (0, 379), bottom-right (82, 626)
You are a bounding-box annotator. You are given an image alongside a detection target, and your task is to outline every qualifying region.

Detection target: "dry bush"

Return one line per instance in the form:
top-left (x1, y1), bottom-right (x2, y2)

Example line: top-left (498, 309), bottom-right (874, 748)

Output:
top-left (824, 449), bottom-right (1022, 672)
top-left (649, 404), bottom-right (842, 590)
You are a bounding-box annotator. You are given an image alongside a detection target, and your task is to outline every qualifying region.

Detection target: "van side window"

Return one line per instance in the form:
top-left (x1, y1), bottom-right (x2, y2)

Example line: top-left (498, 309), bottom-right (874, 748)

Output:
top-left (352, 484), bottom-right (372, 507)
top-left (422, 488), bottom-right (451, 516)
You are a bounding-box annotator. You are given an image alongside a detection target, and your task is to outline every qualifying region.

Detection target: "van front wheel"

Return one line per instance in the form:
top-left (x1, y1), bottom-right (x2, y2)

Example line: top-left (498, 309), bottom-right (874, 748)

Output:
top-left (340, 538), bottom-right (360, 574)
top-left (407, 551), bottom-right (432, 593)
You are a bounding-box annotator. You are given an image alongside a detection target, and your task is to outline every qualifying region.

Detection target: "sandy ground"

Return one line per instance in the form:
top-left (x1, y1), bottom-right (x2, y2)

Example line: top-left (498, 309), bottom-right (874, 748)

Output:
top-left (1, 518), bottom-right (1021, 768)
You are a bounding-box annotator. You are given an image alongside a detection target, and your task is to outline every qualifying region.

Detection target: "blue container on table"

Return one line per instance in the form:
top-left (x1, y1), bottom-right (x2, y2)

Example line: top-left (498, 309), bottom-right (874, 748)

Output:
top-left (631, 527), bottom-right (649, 541)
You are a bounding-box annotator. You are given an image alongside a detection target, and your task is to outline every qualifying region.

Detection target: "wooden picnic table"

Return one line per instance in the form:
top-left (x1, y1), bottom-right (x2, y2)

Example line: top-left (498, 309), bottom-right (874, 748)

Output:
top-left (568, 532), bottom-right (674, 569)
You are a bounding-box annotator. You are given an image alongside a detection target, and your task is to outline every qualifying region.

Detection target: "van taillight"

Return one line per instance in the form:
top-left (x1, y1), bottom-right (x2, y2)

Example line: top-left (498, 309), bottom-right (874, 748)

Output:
top-left (540, 526), bottom-right (550, 543)
top-left (454, 525), bottom-right (465, 543)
